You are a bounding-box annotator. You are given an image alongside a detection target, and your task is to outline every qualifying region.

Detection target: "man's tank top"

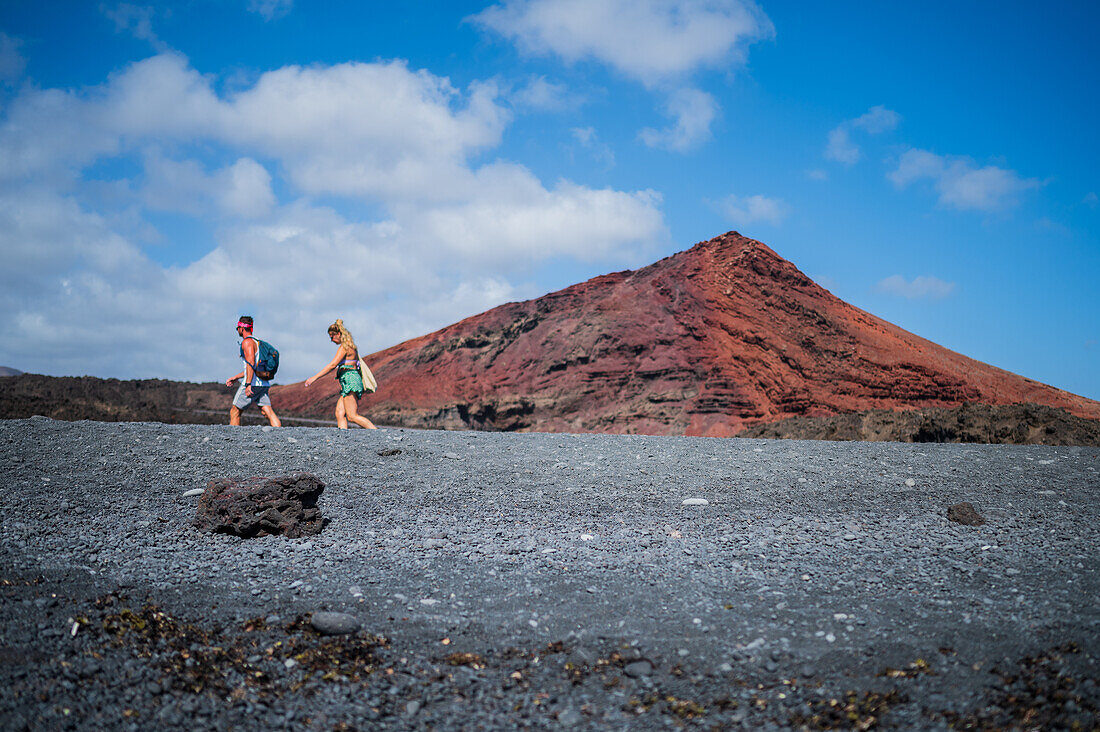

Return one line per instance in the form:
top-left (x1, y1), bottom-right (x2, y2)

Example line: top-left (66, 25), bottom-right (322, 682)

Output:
top-left (241, 337), bottom-right (272, 387)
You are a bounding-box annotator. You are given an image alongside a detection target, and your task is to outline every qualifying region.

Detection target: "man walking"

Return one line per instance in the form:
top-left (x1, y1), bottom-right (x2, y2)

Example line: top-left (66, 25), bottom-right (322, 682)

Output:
top-left (226, 315), bottom-right (281, 427)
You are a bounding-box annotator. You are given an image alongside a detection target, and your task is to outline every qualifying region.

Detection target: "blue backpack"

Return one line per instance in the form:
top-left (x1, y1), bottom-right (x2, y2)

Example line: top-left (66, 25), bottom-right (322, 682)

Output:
top-left (242, 337), bottom-right (280, 381)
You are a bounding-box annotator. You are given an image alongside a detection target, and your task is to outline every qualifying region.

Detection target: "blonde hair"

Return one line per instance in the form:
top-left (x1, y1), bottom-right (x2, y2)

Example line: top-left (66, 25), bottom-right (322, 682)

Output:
top-left (328, 319), bottom-right (356, 353)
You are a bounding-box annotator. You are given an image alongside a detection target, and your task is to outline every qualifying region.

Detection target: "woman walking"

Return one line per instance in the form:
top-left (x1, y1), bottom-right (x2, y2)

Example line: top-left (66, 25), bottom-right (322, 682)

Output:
top-left (304, 319), bottom-right (377, 429)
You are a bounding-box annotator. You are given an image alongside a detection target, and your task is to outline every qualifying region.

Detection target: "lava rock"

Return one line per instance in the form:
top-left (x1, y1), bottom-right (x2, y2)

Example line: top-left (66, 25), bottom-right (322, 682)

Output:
top-left (192, 472), bottom-right (326, 538)
top-left (946, 502), bottom-right (986, 526)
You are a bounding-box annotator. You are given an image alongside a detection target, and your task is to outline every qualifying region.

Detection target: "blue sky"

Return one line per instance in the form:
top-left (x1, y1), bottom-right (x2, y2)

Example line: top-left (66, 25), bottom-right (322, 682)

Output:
top-left (1, 0), bottom-right (1097, 400)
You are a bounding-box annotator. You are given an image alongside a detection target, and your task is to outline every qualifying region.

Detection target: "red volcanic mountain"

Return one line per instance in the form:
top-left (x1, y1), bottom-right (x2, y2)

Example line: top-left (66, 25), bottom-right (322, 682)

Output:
top-left (276, 232), bottom-right (1100, 436)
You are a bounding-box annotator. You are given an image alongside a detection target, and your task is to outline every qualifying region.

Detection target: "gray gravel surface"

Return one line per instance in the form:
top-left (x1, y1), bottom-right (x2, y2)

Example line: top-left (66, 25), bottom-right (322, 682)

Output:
top-left (1, 417), bottom-right (1098, 730)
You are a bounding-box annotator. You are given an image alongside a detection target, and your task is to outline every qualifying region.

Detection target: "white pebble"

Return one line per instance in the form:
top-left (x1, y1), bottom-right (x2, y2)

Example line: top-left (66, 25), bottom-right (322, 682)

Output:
top-left (904, 478), bottom-right (916, 487)
top-left (183, 488), bottom-right (204, 497)
top-left (580, 534), bottom-right (594, 541)
top-left (682, 498), bottom-right (709, 506)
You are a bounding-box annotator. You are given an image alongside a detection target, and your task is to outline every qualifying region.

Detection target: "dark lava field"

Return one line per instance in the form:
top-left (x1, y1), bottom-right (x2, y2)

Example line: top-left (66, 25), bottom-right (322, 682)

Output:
top-left (0, 417), bottom-right (1098, 730)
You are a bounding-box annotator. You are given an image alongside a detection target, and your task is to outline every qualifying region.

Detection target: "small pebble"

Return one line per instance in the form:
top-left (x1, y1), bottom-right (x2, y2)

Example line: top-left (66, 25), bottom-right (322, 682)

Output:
top-left (558, 708), bottom-right (583, 727)
top-left (310, 611), bottom-right (360, 635)
top-left (623, 660), bottom-right (653, 677)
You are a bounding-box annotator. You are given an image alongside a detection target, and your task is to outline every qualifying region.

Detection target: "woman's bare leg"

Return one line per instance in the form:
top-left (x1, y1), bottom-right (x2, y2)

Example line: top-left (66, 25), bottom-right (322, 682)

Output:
top-left (334, 398), bottom-right (349, 429)
top-left (343, 395), bottom-right (376, 429)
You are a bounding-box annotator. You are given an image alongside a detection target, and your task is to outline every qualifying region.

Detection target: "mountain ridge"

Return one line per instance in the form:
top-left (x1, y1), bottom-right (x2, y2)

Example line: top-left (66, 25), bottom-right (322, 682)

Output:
top-left (274, 231), bottom-right (1100, 435)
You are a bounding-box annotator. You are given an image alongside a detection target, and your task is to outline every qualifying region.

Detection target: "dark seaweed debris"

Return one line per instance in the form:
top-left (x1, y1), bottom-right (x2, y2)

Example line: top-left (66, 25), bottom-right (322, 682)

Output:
top-left (94, 594), bottom-right (388, 697)
top-left (789, 689), bottom-right (907, 730)
top-left (939, 643), bottom-right (1099, 731)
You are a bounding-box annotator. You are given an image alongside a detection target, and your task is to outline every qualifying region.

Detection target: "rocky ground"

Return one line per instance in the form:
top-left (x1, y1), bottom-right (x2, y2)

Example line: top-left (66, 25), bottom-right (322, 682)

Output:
top-left (0, 417), bottom-right (1097, 730)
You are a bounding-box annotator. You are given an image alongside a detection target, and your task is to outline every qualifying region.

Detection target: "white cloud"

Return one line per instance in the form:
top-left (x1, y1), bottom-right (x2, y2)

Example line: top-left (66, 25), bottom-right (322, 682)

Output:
top-left (140, 153), bottom-right (276, 219)
top-left (638, 87), bottom-right (717, 152)
top-left (825, 105), bottom-right (900, 165)
top-left (0, 32), bottom-right (26, 83)
top-left (0, 189), bottom-right (147, 299)
top-left (225, 62), bottom-right (510, 203)
top-left (248, 0), bottom-right (293, 20)
top-left (0, 53), bottom-right (506, 199)
top-left (0, 53), bottom-right (669, 380)
top-left (0, 190), bottom-right (513, 381)
top-left (511, 76), bottom-right (576, 111)
top-left (103, 4), bottom-right (170, 53)
top-left (471, 0), bottom-right (773, 86)
top-left (825, 127), bottom-right (858, 165)
top-left (851, 105), bottom-right (900, 134)
top-left (712, 193), bottom-right (788, 227)
top-left (1083, 192), bottom-right (1098, 208)
top-left (571, 127), bottom-right (596, 146)
top-left (889, 148), bottom-right (1041, 212)
top-left (472, 0), bottom-right (771, 156)
top-left (219, 158), bottom-right (277, 218)
top-left (805, 168), bottom-right (828, 181)
top-left (408, 164), bottom-right (664, 264)
top-left (874, 275), bottom-right (956, 301)
top-left (571, 126), bottom-right (615, 167)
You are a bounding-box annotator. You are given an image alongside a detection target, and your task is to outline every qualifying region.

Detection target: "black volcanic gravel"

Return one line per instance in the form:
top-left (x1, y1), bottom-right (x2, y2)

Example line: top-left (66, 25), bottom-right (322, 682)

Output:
top-left (0, 417), bottom-right (1098, 730)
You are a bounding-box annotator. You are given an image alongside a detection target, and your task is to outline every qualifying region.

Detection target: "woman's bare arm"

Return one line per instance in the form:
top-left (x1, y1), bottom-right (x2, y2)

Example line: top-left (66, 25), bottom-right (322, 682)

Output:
top-left (305, 345), bottom-right (346, 386)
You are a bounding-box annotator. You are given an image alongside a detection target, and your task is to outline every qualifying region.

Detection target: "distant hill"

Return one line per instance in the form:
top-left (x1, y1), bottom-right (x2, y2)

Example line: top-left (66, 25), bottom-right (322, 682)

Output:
top-left (0, 374), bottom-right (334, 426)
top-left (2, 373), bottom-right (1097, 445)
top-left (736, 402), bottom-right (1100, 446)
top-left (0, 366), bottom-right (23, 377)
top-left (276, 231), bottom-right (1100, 435)
top-left (0, 374), bottom-right (232, 424)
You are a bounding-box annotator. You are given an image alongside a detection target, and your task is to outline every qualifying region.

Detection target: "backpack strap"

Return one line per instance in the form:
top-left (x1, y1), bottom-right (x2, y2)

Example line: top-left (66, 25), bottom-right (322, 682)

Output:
top-left (241, 336), bottom-right (259, 371)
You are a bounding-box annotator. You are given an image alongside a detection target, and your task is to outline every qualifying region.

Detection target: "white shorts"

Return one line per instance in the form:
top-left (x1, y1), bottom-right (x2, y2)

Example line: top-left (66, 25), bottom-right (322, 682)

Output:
top-left (233, 383), bottom-right (271, 409)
